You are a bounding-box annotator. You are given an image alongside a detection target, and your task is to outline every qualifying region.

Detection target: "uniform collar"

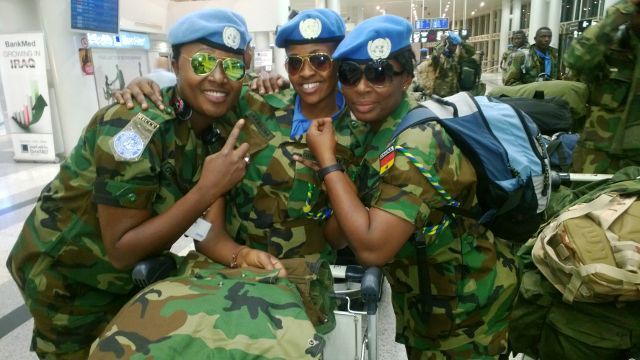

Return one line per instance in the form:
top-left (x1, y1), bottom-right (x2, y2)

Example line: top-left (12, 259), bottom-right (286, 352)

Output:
top-left (290, 91), bottom-right (345, 139)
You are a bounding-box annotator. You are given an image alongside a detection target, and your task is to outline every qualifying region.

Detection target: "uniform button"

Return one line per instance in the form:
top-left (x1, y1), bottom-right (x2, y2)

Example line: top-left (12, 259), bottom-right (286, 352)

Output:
top-left (351, 121), bottom-right (358, 127)
top-left (165, 106), bottom-right (173, 114)
top-left (127, 193), bottom-right (137, 202)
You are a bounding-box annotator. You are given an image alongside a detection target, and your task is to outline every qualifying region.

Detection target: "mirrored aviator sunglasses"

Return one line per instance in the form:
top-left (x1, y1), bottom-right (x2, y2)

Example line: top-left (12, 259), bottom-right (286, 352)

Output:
top-left (188, 52), bottom-right (245, 81)
top-left (338, 60), bottom-right (403, 88)
top-left (286, 53), bottom-right (333, 76)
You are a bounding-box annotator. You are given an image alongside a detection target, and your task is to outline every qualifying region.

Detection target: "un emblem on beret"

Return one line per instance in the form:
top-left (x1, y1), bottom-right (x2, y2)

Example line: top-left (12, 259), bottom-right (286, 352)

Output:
top-left (223, 26), bottom-right (241, 49)
top-left (112, 130), bottom-right (144, 161)
top-left (299, 18), bottom-right (322, 40)
top-left (367, 38), bottom-right (392, 60)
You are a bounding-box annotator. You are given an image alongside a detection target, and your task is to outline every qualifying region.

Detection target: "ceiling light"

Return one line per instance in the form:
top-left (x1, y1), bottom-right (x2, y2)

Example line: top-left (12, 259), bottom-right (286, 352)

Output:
top-left (376, 5), bottom-right (380, 10)
top-left (480, 2), bottom-right (485, 6)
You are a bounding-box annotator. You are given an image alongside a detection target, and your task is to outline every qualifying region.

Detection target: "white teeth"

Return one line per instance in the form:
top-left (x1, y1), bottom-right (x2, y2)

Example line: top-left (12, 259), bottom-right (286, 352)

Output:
top-left (205, 91), bottom-right (226, 97)
top-left (302, 82), bottom-right (319, 89)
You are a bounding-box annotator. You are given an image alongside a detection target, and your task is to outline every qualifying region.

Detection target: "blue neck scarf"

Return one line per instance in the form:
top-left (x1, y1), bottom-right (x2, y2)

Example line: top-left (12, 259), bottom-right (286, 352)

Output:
top-left (534, 48), bottom-right (552, 76)
top-left (290, 91), bottom-right (345, 139)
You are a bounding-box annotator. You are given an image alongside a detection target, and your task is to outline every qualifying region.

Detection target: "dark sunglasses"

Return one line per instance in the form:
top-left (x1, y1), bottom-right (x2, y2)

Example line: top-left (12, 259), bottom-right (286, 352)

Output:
top-left (285, 53), bottom-right (333, 76)
top-left (185, 52), bottom-right (245, 81)
top-left (338, 60), bottom-right (404, 88)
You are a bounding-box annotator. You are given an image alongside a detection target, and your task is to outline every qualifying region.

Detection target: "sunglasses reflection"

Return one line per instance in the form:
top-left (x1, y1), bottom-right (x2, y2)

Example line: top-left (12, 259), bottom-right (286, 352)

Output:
top-left (286, 53), bottom-right (333, 76)
top-left (186, 52), bottom-right (246, 81)
top-left (338, 60), bottom-right (403, 87)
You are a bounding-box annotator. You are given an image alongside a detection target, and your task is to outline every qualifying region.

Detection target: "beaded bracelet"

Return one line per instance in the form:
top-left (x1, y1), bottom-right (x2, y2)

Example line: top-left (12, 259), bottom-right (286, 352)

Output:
top-left (230, 246), bottom-right (247, 268)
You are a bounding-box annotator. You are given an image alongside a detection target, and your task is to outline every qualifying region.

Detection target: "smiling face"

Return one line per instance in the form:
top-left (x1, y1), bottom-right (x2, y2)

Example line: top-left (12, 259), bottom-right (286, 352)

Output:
top-left (285, 42), bottom-right (338, 108)
top-left (173, 42), bottom-right (244, 121)
top-left (341, 59), bottom-right (411, 126)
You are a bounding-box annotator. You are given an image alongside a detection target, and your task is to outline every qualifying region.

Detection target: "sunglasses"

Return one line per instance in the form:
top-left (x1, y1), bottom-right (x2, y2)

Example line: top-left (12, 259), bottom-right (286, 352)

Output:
top-left (185, 52), bottom-right (245, 81)
top-left (338, 60), bottom-right (404, 88)
top-left (285, 53), bottom-right (333, 76)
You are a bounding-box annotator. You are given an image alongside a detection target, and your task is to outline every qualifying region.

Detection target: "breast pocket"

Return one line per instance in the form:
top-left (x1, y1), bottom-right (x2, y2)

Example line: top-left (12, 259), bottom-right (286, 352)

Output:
top-left (593, 51), bottom-right (633, 111)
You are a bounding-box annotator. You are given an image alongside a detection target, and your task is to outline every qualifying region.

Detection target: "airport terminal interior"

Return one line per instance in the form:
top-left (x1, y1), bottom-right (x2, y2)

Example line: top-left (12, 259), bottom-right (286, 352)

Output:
top-left (0, 0), bottom-right (633, 359)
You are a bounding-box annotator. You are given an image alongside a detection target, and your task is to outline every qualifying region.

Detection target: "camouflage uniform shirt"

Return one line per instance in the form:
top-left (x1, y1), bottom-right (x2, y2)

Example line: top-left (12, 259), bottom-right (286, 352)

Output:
top-left (356, 95), bottom-right (518, 356)
top-left (219, 88), bottom-right (369, 260)
top-left (564, 0), bottom-right (640, 173)
top-left (503, 45), bottom-right (559, 85)
top-left (7, 87), bottom-right (213, 357)
top-left (501, 44), bottom-right (529, 84)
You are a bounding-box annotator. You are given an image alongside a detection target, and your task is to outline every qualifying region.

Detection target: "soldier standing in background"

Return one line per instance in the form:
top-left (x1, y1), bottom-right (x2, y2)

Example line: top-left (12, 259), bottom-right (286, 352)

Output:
top-left (566, 0), bottom-right (640, 174)
top-left (503, 27), bottom-right (559, 85)
top-left (414, 31), bottom-right (477, 97)
top-left (500, 30), bottom-right (528, 83)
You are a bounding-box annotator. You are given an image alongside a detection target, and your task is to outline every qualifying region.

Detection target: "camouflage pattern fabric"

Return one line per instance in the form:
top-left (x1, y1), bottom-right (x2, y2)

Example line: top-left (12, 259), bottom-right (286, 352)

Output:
top-left (414, 42), bottom-right (476, 98)
top-left (88, 252), bottom-right (325, 359)
top-left (500, 44), bottom-right (529, 84)
top-left (355, 95), bottom-right (519, 357)
top-left (564, 0), bottom-right (640, 174)
top-left (6, 87), bottom-right (210, 358)
top-left (219, 88), bottom-right (370, 261)
top-left (510, 166), bottom-right (640, 360)
top-left (503, 45), bottom-right (559, 86)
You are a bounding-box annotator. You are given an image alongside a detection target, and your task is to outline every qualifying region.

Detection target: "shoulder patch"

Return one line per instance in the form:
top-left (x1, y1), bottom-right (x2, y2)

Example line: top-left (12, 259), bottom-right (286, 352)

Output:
top-left (109, 113), bottom-right (159, 161)
top-left (379, 145), bottom-right (395, 175)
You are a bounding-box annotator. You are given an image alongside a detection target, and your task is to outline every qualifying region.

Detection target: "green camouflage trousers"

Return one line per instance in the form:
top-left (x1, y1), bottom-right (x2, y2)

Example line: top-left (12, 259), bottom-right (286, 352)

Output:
top-left (10, 254), bottom-right (132, 359)
top-left (89, 252), bottom-right (325, 359)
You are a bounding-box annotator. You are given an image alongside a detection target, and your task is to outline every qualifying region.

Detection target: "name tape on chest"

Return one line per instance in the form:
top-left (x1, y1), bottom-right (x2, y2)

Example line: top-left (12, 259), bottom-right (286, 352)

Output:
top-left (110, 113), bottom-right (159, 162)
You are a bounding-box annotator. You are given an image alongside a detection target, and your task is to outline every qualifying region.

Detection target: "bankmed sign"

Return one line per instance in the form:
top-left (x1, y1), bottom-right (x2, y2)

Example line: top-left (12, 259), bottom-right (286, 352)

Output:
top-left (87, 31), bottom-right (150, 49)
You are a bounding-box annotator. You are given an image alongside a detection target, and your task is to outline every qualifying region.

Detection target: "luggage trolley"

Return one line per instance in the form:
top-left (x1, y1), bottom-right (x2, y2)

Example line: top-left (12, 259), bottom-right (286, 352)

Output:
top-left (323, 265), bottom-right (384, 360)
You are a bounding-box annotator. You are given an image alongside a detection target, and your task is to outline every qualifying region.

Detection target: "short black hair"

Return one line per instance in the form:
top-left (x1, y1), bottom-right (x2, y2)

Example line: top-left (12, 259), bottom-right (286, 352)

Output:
top-left (171, 45), bottom-right (181, 62)
top-left (535, 27), bottom-right (552, 37)
top-left (513, 30), bottom-right (526, 37)
top-left (389, 47), bottom-right (416, 76)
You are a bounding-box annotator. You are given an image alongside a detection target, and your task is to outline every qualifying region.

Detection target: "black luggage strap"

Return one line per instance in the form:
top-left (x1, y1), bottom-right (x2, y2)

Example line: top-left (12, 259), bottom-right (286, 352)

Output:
top-left (413, 231), bottom-right (433, 321)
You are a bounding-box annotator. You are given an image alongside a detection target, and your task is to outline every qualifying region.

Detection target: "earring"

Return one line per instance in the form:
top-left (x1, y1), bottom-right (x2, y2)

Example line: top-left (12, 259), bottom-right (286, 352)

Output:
top-left (172, 91), bottom-right (192, 121)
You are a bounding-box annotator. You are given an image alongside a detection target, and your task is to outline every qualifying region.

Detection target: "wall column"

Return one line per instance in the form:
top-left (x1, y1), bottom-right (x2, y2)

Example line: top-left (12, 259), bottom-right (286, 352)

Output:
top-left (499, 0), bottom-right (511, 61)
top-left (512, 0), bottom-right (522, 30)
top-left (327, 0), bottom-right (340, 15)
top-left (548, 0), bottom-right (561, 48)
top-left (528, 0), bottom-right (546, 43)
top-left (488, 9), bottom-right (495, 70)
top-left (272, 0), bottom-right (290, 78)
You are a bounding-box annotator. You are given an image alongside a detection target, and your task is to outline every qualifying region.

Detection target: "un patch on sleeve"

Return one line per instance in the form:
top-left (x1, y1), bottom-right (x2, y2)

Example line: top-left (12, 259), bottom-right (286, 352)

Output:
top-left (112, 130), bottom-right (145, 160)
top-left (109, 113), bottom-right (159, 162)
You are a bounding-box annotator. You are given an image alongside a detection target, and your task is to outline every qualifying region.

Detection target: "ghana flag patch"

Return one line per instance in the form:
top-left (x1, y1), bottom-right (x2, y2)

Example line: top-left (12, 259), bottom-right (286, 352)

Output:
top-left (379, 145), bottom-right (395, 174)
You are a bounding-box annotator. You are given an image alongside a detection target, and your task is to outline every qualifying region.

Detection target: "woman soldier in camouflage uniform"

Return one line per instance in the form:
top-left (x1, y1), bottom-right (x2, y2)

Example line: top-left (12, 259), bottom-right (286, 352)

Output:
top-left (6, 9), bottom-right (285, 359)
top-left (302, 15), bottom-right (519, 359)
top-left (117, 9), bottom-right (368, 263)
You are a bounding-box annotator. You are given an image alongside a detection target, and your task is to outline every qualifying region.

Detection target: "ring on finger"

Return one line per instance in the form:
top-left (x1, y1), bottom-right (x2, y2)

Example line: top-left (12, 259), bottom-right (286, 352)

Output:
top-left (243, 155), bottom-right (250, 164)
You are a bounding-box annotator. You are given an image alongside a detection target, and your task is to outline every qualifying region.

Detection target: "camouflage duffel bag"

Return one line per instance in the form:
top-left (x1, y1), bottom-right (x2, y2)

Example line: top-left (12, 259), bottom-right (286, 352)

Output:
top-left (89, 252), bottom-right (327, 359)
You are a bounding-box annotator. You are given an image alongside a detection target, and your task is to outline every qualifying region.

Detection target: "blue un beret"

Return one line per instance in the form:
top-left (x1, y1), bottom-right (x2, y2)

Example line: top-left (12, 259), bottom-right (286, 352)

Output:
top-left (447, 31), bottom-right (462, 45)
top-left (275, 8), bottom-right (345, 48)
top-left (332, 15), bottom-right (412, 62)
top-left (168, 9), bottom-right (251, 55)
